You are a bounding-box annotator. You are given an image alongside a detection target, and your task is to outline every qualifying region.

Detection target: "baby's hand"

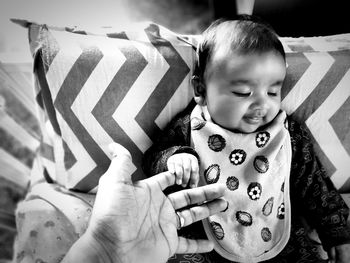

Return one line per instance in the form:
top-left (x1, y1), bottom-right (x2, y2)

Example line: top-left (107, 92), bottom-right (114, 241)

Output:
top-left (327, 243), bottom-right (350, 263)
top-left (167, 153), bottom-right (199, 188)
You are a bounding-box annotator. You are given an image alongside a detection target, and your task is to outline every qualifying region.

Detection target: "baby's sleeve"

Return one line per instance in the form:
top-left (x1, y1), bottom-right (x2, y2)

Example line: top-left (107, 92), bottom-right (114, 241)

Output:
top-left (142, 105), bottom-right (195, 177)
top-left (289, 119), bottom-right (350, 251)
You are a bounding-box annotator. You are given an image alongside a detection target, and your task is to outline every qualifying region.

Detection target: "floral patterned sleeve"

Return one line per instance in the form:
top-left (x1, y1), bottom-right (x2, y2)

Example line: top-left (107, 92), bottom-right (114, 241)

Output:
top-left (142, 101), bottom-right (197, 177)
top-left (288, 118), bottom-right (350, 251)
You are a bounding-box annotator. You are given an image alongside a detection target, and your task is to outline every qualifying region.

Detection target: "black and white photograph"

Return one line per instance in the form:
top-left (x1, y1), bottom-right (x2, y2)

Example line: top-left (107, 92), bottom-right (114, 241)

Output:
top-left (0, 0), bottom-right (349, 262)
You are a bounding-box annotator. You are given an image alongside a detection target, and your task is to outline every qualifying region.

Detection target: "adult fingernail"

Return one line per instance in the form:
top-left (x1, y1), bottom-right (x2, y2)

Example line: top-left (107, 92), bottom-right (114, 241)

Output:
top-left (221, 201), bottom-right (229, 212)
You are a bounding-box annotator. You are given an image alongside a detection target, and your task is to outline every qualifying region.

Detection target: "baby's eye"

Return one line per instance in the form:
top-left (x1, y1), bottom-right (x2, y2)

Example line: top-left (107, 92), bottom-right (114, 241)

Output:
top-left (232, 92), bottom-right (251, 97)
top-left (267, 92), bottom-right (278, 97)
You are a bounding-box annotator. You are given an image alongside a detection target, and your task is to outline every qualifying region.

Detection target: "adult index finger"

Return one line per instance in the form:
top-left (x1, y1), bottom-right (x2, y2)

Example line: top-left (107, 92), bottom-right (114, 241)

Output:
top-left (142, 170), bottom-right (176, 191)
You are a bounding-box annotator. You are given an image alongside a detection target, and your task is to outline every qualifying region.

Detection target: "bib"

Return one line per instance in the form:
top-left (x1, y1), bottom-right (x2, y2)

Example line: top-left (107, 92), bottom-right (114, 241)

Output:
top-left (190, 105), bottom-right (292, 262)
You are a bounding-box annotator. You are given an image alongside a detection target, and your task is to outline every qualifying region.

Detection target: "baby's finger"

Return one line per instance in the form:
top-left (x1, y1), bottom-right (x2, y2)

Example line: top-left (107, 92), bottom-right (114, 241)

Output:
top-left (176, 237), bottom-right (214, 254)
top-left (174, 162), bottom-right (183, 185)
top-left (167, 161), bottom-right (176, 176)
top-left (327, 247), bottom-right (336, 263)
top-left (181, 157), bottom-right (191, 187)
top-left (189, 160), bottom-right (199, 188)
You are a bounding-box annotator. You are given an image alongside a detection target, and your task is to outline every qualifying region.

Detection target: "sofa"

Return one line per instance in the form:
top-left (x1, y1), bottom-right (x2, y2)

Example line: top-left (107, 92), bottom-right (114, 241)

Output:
top-left (2, 18), bottom-right (350, 262)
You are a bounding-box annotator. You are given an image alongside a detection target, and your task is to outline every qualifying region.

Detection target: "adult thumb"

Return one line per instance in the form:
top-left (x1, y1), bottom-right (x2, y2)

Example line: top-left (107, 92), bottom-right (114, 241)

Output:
top-left (103, 143), bottom-right (135, 184)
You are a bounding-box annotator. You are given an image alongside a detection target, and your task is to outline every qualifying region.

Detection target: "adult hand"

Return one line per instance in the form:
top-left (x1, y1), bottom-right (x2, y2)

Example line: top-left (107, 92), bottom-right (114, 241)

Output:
top-left (64, 143), bottom-right (227, 263)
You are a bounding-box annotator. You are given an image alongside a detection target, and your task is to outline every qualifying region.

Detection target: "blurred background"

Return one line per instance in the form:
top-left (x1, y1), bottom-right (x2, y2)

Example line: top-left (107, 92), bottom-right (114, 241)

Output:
top-left (0, 0), bottom-right (348, 62)
top-left (0, 0), bottom-right (348, 261)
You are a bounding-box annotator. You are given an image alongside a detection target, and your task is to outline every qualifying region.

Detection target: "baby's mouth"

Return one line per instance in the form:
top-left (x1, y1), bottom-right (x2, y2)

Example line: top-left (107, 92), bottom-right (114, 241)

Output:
top-left (244, 109), bottom-right (266, 125)
top-left (244, 115), bottom-right (264, 124)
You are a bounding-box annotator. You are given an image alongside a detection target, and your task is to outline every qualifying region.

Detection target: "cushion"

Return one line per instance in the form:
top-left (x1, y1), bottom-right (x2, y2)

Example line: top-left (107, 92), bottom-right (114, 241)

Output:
top-left (280, 34), bottom-right (350, 192)
top-left (14, 19), bottom-right (350, 193)
top-left (0, 59), bottom-right (39, 188)
top-left (17, 20), bottom-right (196, 193)
top-left (0, 57), bottom-right (40, 260)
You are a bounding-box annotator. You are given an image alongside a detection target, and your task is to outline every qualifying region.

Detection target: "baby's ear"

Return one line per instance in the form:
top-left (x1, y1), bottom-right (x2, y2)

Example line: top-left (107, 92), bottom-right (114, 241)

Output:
top-left (191, 76), bottom-right (206, 106)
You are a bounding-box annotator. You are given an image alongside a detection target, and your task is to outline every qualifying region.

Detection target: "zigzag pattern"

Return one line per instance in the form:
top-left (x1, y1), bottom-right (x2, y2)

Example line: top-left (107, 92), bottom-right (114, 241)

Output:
top-left (35, 24), bottom-right (350, 193)
top-left (92, 32), bottom-right (148, 186)
top-left (282, 48), bottom-right (350, 192)
top-left (40, 25), bottom-right (192, 191)
top-left (0, 60), bottom-right (40, 188)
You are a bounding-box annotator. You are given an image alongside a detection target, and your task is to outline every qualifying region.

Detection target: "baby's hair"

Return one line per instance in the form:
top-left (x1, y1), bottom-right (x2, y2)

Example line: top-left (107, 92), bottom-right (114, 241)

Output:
top-left (194, 15), bottom-right (285, 80)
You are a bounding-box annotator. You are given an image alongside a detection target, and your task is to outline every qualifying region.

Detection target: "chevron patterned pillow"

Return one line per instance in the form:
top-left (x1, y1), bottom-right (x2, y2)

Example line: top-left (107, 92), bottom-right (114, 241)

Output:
top-left (281, 34), bottom-right (350, 193)
top-left (23, 21), bottom-right (196, 192)
top-left (18, 20), bottom-right (350, 194)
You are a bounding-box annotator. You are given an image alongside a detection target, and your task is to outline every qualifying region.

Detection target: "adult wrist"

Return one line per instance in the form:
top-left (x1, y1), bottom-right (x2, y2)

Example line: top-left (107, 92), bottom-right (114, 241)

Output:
top-left (61, 230), bottom-right (122, 263)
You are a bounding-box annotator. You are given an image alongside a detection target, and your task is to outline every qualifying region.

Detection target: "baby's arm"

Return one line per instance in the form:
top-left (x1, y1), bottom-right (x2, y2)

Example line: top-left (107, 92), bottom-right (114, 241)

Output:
top-left (327, 244), bottom-right (350, 263)
top-left (167, 153), bottom-right (199, 188)
top-left (142, 102), bottom-right (196, 178)
top-left (289, 120), bottom-right (350, 252)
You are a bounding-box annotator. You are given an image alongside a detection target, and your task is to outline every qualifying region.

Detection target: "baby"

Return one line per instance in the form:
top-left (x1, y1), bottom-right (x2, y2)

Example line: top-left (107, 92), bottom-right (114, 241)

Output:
top-left (143, 15), bottom-right (350, 262)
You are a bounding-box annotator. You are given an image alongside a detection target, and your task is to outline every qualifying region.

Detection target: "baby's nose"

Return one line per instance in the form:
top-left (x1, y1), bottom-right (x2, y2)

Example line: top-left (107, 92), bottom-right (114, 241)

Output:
top-left (253, 109), bottom-right (266, 117)
top-left (252, 96), bottom-right (268, 112)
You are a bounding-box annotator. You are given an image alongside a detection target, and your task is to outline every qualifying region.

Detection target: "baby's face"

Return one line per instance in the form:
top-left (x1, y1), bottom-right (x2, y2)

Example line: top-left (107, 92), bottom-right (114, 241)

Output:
top-left (204, 50), bottom-right (286, 133)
